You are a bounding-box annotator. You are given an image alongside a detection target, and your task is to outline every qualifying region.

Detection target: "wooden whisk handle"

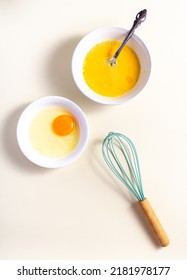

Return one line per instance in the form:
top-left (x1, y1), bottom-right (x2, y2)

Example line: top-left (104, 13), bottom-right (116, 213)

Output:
top-left (138, 198), bottom-right (170, 247)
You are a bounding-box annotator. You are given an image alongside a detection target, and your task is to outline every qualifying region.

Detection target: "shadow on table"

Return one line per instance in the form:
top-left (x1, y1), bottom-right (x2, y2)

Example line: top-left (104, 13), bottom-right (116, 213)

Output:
top-left (2, 105), bottom-right (49, 173)
top-left (46, 35), bottom-right (105, 113)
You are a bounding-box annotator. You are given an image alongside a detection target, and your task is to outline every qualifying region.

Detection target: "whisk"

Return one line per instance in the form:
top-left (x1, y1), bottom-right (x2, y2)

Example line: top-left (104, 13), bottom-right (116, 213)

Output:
top-left (102, 132), bottom-right (169, 247)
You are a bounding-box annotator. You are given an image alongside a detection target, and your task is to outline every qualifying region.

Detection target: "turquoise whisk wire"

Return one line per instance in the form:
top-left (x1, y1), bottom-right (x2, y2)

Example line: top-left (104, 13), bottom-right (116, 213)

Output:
top-left (102, 132), bottom-right (145, 201)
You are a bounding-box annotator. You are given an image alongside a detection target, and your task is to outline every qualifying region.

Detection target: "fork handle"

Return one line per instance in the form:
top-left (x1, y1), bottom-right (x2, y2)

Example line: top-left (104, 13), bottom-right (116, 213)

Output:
top-left (113, 9), bottom-right (147, 60)
top-left (138, 198), bottom-right (170, 247)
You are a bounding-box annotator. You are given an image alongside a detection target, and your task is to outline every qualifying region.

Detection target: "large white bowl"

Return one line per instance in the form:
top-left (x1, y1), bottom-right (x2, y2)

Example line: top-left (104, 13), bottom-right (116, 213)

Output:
top-left (72, 26), bottom-right (151, 105)
top-left (17, 96), bottom-right (89, 168)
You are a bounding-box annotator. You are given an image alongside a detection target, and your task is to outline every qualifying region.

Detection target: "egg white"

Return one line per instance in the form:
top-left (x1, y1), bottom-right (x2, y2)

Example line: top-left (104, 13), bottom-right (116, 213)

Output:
top-left (29, 107), bottom-right (80, 158)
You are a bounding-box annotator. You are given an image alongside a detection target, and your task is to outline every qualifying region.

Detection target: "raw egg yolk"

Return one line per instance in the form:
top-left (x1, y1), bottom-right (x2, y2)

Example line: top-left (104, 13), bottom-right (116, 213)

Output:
top-left (52, 114), bottom-right (75, 136)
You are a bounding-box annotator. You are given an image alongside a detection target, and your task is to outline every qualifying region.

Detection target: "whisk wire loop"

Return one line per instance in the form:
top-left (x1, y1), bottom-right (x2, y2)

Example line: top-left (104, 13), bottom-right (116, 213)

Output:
top-left (102, 132), bottom-right (145, 201)
top-left (103, 135), bottom-right (141, 200)
top-left (108, 136), bottom-right (139, 194)
top-left (106, 139), bottom-right (135, 194)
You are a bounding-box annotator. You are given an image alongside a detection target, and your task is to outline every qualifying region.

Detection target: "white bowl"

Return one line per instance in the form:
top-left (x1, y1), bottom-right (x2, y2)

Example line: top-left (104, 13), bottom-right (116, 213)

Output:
top-left (17, 96), bottom-right (89, 168)
top-left (72, 26), bottom-right (151, 105)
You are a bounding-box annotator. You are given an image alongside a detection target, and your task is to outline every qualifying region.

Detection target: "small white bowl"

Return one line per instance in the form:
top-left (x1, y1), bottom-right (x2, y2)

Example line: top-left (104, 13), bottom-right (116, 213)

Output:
top-left (72, 26), bottom-right (151, 105)
top-left (17, 96), bottom-right (89, 168)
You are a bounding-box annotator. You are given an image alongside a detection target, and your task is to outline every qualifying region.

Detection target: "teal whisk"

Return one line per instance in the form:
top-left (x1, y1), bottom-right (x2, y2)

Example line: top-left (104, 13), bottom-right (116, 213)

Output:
top-left (102, 132), bottom-right (169, 247)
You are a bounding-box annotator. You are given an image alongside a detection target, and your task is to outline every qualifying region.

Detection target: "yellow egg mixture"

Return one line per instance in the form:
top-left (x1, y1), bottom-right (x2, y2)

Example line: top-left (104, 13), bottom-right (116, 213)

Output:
top-left (29, 107), bottom-right (80, 158)
top-left (83, 40), bottom-right (140, 97)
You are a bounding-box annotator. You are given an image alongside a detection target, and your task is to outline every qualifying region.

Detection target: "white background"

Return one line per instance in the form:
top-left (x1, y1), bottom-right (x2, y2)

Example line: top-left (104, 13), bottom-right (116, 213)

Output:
top-left (0, 0), bottom-right (187, 260)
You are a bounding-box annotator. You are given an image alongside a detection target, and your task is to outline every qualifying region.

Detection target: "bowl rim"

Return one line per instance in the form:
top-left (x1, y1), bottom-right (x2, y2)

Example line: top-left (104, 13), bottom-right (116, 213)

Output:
top-left (16, 96), bottom-right (89, 168)
top-left (72, 25), bottom-right (151, 105)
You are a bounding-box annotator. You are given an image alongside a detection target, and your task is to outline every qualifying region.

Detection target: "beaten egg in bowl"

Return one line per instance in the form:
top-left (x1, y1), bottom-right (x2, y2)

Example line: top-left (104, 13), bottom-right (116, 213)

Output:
top-left (83, 40), bottom-right (140, 97)
top-left (72, 26), bottom-right (151, 105)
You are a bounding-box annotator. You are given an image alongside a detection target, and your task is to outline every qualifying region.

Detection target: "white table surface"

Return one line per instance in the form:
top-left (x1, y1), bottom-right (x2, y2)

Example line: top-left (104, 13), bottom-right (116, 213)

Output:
top-left (0, 0), bottom-right (187, 260)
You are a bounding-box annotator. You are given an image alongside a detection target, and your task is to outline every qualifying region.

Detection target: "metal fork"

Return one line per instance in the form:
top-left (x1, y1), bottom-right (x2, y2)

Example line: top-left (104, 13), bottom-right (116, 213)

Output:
top-left (108, 9), bottom-right (147, 66)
